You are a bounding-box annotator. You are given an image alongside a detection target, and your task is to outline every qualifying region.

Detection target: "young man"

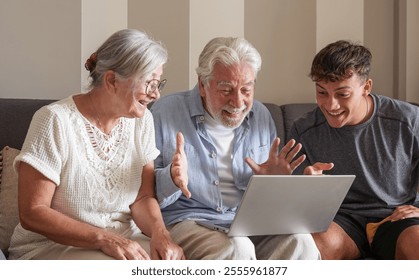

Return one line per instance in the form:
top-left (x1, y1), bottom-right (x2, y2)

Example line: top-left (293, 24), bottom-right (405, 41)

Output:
top-left (290, 40), bottom-right (419, 259)
top-left (151, 37), bottom-right (320, 260)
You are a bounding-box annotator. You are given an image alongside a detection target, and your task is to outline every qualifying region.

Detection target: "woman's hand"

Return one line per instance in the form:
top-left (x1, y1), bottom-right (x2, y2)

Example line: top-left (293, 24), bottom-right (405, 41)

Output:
top-left (98, 231), bottom-right (150, 260)
top-left (149, 228), bottom-right (186, 260)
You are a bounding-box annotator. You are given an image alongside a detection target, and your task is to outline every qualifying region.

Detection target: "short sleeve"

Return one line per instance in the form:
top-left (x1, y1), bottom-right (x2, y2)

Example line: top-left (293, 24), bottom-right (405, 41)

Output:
top-left (14, 105), bottom-right (67, 186)
top-left (137, 109), bottom-right (160, 165)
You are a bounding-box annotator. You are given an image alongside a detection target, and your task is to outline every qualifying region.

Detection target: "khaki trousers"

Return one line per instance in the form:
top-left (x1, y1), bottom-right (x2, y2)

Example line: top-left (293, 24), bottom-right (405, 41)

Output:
top-left (168, 220), bottom-right (320, 260)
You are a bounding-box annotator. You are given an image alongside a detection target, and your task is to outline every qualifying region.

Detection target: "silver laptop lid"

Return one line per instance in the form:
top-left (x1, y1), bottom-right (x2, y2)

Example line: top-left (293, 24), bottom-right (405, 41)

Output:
top-left (227, 175), bottom-right (355, 236)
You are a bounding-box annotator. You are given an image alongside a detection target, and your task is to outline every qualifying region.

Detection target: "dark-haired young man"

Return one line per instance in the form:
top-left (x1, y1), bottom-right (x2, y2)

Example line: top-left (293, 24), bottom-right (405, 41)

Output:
top-left (291, 40), bottom-right (419, 259)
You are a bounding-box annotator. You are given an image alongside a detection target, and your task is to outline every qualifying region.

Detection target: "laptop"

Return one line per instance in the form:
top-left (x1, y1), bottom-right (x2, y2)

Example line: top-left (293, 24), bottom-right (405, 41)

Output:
top-left (196, 175), bottom-right (355, 236)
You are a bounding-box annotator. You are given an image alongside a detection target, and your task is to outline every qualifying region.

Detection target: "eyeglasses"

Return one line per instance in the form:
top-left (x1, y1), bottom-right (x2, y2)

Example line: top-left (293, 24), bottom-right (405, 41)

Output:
top-left (145, 79), bottom-right (167, 95)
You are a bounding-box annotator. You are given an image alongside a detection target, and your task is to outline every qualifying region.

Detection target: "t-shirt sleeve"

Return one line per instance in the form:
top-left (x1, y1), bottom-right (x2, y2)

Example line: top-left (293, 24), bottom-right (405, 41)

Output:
top-left (138, 109), bottom-right (160, 165)
top-left (13, 106), bottom-right (67, 186)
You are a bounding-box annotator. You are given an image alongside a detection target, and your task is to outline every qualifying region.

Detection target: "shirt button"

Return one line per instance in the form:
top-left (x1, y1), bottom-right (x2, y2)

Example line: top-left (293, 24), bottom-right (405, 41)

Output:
top-left (216, 207), bottom-right (222, 212)
top-left (199, 116), bottom-right (205, 121)
top-left (211, 151), bottom-right (216, 158)
top-left (214, 180), bottom-right (219, 186)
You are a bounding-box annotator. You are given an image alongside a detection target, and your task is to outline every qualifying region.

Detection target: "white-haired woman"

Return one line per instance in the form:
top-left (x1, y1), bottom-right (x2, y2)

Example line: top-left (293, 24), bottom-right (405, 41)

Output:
top-left (9, 29), bottom-right (184, 260)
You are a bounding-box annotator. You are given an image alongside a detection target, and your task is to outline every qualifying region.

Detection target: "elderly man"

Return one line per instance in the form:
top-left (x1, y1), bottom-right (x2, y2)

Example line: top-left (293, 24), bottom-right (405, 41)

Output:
top-left (151, 37), bottom-right (320, 260)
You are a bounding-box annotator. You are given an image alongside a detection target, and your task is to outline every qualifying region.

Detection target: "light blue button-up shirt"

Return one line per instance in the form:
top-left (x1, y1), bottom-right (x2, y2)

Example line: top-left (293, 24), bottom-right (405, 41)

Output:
top-left (151, 86), bottom-right (276, 225)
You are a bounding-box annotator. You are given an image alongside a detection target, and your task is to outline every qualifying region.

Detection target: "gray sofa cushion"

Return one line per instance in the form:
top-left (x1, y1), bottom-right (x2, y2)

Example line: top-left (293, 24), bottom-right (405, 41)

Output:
top-left (263, 103), bottom-right (285, 148)
top-left (258, 103), bottom-right (317, 149)
top-left (280, 103), bottom-right (317, 142)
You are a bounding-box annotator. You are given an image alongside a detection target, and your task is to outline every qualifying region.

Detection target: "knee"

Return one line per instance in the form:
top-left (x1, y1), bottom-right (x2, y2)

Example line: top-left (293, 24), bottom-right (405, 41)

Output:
top-left (222, 237), bottom-right (256, 260)
top-left (395, 225), bottom-right (419, 259)
top-left (289, 234), bottom-right (321, 260)
top-left (312, 232), bottom-right (339, 253)
top-left (192, 235), bottom-right (256, 260)
top-left (312, 231), bottom-right (359, 260)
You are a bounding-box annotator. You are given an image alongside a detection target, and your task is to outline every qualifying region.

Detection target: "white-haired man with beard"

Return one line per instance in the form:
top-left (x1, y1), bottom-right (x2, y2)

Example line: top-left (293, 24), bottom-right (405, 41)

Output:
top-left (151, 37), bottom-right (320, 260)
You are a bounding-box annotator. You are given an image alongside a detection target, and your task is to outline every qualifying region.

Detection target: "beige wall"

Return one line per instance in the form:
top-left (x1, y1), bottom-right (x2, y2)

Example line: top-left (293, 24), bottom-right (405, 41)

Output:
top-left (128, 0), bottom-right (190, 95)
top-left (189, 0), bottom-right (244, 88)
top-left (406, 0), bottom-right (419, 104)
top-left (0, 0), bottom-right (81, 99)
top-left (245, 0), bottom-right (317, 104)
top-left (317, 0), bottom-right (364, 49)
top-left (0, 0), bottom-right (418, 104)
top-left (81, 0), bottom-right (127, 91)
top-left (364, 0), bottom-right (395, 99)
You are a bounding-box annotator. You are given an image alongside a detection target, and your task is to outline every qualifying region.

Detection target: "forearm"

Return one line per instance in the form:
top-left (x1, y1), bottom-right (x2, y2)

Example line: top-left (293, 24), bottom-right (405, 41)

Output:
top-left (134, 161), bottom-right (171, 237)
top-left (130, 195), bottom-right (168, 238)
top-left (130, 195), bottom-right (185, 260)
top-left (20, 205), bottom-right (110, 250)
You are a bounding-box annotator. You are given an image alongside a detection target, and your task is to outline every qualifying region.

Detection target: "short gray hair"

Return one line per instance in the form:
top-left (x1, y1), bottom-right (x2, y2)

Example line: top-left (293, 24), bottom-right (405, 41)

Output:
top-left (86, 29), bottom-right (168, 88)
top-left (196, 37), bottom-right (262, 86)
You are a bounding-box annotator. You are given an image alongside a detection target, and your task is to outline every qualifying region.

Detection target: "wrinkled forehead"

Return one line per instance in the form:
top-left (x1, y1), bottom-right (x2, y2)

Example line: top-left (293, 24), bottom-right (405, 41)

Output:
top-left (216, 80), bottom-right (255, 88)
top-left (211, 62), bottom-right (256, 84)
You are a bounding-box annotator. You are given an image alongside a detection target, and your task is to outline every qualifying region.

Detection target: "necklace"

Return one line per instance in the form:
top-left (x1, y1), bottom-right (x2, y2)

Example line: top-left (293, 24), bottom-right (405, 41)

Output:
top-left (88, 92), bottom-right (104, 132)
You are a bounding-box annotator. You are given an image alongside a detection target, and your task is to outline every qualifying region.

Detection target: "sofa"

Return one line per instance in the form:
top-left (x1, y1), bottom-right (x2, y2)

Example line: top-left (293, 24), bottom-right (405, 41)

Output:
top-left (0, 97), bottom-right (317, 259)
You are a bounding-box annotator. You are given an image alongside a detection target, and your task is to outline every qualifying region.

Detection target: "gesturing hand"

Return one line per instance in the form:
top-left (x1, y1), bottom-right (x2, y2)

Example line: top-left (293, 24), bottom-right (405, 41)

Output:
top-left (170, 132), bottom-right (191, 198)
top-left (245, 138), bottom-right (306, 175)
top-left (303, 162), bottom-right (334, 175)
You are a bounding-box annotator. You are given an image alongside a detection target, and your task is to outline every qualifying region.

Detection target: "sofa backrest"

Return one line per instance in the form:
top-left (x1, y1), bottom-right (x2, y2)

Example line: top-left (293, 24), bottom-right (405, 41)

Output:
top-left (262, 103), bottom-right (286, 142)
top-left (0, 99), bottom-right (57, 150)
top-left (280, 103), bottom-right (317, 142)
top-left (263, 102), bottom-right (318, 147)
top-left (0, 98), bottom-right (317, 151)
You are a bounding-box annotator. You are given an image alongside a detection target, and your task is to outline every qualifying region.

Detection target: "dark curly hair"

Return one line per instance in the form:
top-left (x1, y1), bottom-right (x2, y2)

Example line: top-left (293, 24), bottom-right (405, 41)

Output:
top-left (309, 40), bottom-right (372, 83)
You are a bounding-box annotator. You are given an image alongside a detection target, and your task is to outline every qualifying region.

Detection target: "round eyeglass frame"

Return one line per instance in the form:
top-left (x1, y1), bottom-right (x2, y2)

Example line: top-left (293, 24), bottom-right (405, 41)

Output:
top-left (145, 79), bottom-right (167, 95)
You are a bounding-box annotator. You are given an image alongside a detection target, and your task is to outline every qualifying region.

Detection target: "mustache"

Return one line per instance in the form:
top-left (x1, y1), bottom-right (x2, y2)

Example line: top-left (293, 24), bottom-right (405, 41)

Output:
top-left (223, 104), bottom-right (247, 114)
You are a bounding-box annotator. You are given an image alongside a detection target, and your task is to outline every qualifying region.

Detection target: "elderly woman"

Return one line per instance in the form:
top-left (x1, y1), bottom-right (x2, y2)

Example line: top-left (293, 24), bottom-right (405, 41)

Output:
top-left (8, 29), bottom-right (184, 260)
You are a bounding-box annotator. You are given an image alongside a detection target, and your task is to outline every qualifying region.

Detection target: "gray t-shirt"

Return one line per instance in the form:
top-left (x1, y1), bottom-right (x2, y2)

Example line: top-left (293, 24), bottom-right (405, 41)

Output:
top-left (290, 94), bottom-right (419, 218)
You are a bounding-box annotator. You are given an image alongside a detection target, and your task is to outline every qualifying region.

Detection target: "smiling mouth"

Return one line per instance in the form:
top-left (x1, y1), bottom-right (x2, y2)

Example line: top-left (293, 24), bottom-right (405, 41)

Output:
top-left (327, 110), bottom-right (344, 116)
top-left (224, 110), bottom-right (243, 117)
top-left (224, 106), bottom-right (247, 116)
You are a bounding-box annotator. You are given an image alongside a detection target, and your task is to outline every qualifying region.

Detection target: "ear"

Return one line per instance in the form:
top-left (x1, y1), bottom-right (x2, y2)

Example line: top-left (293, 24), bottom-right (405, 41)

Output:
top-left (198, 77), bottom-right (206, 97)
top-left (103, 70), bottom-right (117, 92)
top-left (363, 78), bottom-right (373, 95)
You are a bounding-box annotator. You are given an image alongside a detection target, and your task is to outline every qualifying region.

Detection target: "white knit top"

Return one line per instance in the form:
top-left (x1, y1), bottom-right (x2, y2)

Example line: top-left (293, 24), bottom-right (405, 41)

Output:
top-left (8, 96), bottom-right (159, 259)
